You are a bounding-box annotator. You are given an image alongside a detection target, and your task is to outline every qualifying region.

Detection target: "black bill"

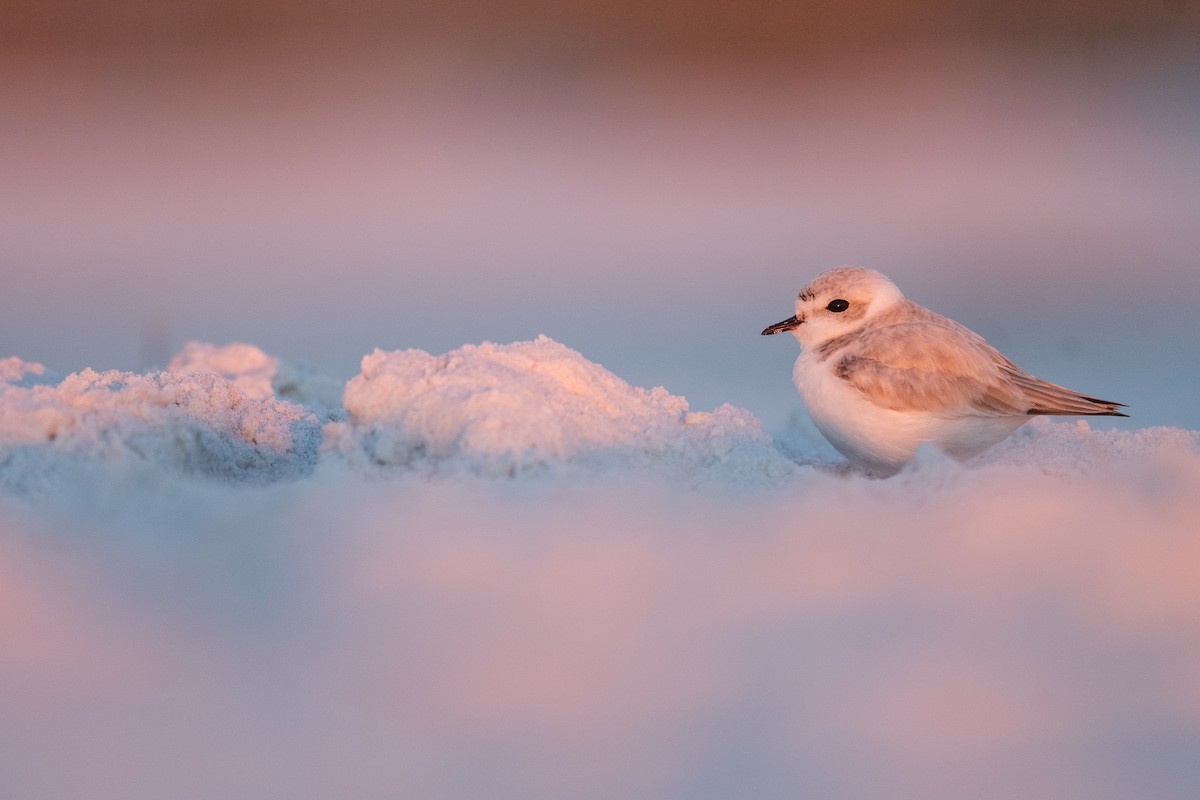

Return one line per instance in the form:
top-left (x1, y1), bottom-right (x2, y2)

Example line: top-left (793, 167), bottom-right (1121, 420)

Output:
top-left (761, 315), bottom-right (801, 336)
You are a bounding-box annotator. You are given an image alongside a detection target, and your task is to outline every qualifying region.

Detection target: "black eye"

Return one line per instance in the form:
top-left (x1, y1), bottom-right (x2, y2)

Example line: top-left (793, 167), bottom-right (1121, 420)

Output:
top-left (826, 299), bottom-right (849, 313)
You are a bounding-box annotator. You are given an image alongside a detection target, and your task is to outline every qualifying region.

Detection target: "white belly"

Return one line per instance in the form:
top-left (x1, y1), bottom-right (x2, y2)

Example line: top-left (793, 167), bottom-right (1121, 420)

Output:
top-left (793, 352), bottom-right (1028, 474)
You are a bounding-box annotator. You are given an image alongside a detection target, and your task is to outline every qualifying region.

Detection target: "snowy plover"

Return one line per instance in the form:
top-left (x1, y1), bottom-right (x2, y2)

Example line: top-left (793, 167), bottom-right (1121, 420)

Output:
top-left (762, 266), bottom-right (1126, 475)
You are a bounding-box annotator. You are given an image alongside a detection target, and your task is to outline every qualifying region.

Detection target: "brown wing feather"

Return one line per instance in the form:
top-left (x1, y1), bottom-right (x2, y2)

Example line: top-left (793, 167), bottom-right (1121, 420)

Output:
top-left (833, 320), bottom-right (1027, 416)
top-left (998, 365), bottom-right (1128, 416)
top-left (833, 317), bottom-right (1126, 417)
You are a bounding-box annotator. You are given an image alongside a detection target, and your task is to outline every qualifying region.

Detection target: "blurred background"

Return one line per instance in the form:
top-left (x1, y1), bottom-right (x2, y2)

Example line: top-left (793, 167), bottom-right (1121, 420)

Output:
top-left (3, 0), bottom-right (1199, 431)
top-left (4, 8), bottom-right (1200, 800)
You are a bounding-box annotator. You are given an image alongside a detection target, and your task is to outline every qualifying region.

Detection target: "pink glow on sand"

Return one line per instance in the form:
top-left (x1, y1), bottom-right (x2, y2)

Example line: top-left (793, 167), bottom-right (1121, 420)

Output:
top-left (5, 457), bottom-right (1200, 798)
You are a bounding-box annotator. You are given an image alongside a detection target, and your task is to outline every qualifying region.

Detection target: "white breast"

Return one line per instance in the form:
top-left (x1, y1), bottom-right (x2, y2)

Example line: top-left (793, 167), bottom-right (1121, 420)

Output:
top-left (793, 350), bottom-right (1028, 474)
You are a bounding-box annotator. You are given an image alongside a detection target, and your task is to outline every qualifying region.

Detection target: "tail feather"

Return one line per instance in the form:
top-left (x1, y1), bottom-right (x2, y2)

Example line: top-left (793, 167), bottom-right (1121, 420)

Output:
top-left (1008, 371), bottom-right (1128, 417)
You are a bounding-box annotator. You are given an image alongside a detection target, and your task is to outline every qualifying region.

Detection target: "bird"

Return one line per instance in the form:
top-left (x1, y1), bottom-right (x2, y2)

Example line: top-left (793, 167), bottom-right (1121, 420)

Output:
top-left (761, 266), bottom-right (1126, 476)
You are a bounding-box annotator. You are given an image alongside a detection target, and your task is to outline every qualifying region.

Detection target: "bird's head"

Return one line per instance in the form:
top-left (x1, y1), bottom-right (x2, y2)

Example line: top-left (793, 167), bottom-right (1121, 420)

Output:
top-left (761, 266), bottom-right (905, 349)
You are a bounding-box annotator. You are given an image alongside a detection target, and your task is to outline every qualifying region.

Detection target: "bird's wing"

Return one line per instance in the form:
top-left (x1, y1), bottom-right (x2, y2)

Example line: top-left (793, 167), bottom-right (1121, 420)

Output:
top-left (832, 321), bottom-right (1036, 417)
top-left (834, 320), bottom-right (1127, 417)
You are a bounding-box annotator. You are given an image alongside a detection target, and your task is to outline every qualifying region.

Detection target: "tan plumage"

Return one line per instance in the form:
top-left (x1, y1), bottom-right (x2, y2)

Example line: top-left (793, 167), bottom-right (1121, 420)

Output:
top-left (825, 302), bottom-right (1124, 418)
